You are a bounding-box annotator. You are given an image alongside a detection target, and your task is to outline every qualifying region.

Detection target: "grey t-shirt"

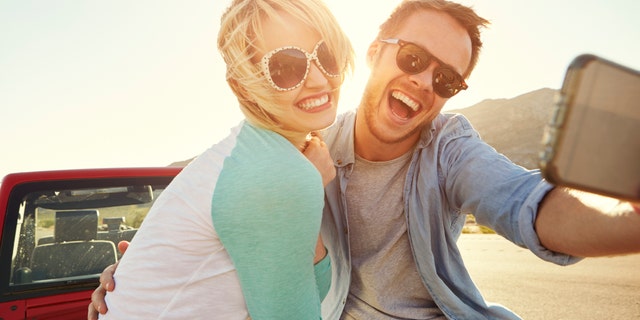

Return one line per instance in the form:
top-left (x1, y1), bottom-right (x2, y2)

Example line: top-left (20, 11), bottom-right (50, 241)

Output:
top-left (341, 152), bottom-right (445, 320)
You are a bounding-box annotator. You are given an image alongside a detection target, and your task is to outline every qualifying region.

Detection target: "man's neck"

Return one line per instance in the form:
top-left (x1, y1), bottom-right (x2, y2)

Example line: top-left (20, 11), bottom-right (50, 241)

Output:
top-left (353, 114), bottom-right (419, 162)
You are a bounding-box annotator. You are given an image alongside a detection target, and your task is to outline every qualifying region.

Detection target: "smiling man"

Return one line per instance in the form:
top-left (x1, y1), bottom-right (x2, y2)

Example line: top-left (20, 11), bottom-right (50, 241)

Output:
top-left (355, 9), bottom-right (471, 161)
top-left (318, 1), bottom-right (640, 319)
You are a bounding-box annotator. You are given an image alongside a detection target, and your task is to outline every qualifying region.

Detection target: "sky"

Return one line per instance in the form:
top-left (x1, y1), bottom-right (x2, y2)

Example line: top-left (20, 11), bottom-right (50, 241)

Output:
top-left (1, 0), bottom-right (638, 181)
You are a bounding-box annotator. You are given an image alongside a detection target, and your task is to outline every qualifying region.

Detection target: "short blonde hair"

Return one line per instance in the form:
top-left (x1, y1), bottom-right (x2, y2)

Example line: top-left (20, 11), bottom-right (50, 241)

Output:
top-left (218, 0), bottom-right (355, 137)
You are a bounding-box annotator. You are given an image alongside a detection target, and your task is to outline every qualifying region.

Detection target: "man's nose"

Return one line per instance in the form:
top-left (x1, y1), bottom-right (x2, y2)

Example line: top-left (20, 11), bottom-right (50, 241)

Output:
top-left (407, 62), bottom-right (438, 91)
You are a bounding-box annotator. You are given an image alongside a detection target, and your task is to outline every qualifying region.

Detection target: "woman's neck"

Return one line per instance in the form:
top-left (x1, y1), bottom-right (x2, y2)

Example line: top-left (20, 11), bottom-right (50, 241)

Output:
top-left (288, 133), bottom-right (309, 152)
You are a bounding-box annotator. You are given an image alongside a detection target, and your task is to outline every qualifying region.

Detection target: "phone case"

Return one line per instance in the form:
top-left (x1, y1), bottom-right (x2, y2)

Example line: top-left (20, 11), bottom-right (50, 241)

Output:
top-left (539, 54), bottom-right (640, 201)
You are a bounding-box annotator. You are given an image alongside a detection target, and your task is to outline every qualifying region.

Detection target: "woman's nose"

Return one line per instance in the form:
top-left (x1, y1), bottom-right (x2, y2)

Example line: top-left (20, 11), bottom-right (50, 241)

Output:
top-left (304, 61), bottom-right (330, 88)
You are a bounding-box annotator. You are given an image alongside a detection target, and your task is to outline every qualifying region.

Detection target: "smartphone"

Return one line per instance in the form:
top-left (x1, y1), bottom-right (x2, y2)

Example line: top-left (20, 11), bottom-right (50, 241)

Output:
top-left (539, 54), bottom-right (640, 202)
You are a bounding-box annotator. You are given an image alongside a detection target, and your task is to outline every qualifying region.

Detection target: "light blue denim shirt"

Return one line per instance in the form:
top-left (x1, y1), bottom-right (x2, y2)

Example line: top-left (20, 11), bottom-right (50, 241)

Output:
top-left (319, 110), bottom-right (582, 320)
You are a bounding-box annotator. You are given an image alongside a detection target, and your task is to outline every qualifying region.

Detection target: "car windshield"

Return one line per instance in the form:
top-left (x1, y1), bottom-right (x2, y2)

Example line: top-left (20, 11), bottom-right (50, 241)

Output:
top-left (8, 180), bottom-right (169, 286)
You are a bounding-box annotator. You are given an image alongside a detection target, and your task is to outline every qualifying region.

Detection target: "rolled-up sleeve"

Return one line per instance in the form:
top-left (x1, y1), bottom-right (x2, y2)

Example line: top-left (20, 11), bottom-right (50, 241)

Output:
top-left (440, 114), bottom-right (582, 266)
top-left (518, 180), bottom-right (583, 265)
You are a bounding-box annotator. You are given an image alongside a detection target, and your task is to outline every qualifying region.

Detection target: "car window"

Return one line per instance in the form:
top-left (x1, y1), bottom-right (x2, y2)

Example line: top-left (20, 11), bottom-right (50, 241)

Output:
top-left (9, 183), bottom-right (166, 286)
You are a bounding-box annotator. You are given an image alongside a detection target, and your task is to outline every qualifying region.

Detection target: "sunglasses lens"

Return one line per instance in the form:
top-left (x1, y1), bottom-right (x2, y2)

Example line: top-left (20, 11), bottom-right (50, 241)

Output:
top-left (316, 42), bottom-right (340, 76)
top-left (385, 39), bottom-right (468, 98)
top-left (268, 49), bottom-right (308, 90)
top-left (396, 43), bottom-right (430, 74)
top-left (433, 68), bottom-right (464, 98)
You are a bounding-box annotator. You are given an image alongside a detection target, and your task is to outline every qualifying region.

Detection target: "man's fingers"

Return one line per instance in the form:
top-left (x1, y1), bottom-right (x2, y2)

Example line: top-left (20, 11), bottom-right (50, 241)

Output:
top-left (87, 302), bottom-right (98, 320)
top-left (117, 240), bottom-right (129, 255)
top-left (90, 259), bottom-right (120, 318)
top-left (89, 285), bottom-right (108, 318)
top-left (99, 262), bottom-right (118, 291)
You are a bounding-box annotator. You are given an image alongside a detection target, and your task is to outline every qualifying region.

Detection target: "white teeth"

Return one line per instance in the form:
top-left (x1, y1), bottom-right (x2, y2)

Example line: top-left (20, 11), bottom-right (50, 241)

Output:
top-left (298, 94), bottom-right (329, 110)
top-left (392, 91), bottom-right (420, 111)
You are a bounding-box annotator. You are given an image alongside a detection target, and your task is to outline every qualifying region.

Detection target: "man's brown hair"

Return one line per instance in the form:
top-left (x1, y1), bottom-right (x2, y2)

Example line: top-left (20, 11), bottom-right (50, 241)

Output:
top-left (378, 0), bottom-right (490, 78)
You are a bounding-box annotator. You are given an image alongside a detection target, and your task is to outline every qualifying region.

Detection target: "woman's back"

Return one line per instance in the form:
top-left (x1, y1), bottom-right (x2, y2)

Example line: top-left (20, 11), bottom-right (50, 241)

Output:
top-left (102, 122), bottom-right (324, 319)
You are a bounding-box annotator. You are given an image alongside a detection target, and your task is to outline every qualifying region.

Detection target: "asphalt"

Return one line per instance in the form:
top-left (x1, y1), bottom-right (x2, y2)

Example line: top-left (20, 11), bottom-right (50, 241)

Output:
top-left (458, 234), bottom-right (640, 320)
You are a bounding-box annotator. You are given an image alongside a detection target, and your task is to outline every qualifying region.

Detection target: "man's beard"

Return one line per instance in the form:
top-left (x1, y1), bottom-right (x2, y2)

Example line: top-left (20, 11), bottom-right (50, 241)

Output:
top-left (360, 83), bottom-right (424, 145)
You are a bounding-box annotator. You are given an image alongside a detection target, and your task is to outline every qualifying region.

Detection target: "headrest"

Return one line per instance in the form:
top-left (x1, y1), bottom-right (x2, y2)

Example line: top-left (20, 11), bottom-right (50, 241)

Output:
top-left (54, 210), bottom-right (99, 242)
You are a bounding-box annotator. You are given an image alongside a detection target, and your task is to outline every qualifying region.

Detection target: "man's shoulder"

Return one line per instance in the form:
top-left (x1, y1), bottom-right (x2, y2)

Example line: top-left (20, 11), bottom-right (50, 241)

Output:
top-left (436, 112), bottom-right (474, 129)
top-left (322, 110), bottom-right (356, 144)
top-left (433, 112), bottom-right (478, 138)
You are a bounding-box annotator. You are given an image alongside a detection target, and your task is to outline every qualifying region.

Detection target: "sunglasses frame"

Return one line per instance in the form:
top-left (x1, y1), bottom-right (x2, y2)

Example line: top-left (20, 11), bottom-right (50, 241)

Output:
top-left (259, 40), bottom-right (340, 92)
top-left (380, 38), bottom-right (468, 98)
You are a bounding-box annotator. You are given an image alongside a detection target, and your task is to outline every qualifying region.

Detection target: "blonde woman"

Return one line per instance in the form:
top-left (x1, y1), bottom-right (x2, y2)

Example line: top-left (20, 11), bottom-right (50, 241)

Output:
top-left (99, 0), bottom-right (354, 319)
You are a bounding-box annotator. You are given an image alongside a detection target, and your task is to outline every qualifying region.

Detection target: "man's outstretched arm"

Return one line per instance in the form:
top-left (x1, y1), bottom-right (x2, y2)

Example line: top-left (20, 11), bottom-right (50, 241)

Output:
top-left (536, 187), bottom-right (640, 257)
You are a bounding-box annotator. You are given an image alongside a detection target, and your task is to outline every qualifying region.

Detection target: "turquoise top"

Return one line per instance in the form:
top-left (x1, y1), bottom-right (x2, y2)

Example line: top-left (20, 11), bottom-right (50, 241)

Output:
top-left (212, 122), bottom-right (329, 319)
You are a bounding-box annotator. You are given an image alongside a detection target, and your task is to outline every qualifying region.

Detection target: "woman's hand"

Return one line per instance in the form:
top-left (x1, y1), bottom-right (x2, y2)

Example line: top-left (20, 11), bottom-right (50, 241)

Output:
top-left (302, 132), bottom-right (335, 187)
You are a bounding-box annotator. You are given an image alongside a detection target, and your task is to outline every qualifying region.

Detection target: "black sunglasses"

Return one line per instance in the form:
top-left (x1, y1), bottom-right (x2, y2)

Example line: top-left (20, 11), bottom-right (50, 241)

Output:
top-left (258, 40), bottom-right (341, 91)
top-left (380, 38), bottom-right (468, 98)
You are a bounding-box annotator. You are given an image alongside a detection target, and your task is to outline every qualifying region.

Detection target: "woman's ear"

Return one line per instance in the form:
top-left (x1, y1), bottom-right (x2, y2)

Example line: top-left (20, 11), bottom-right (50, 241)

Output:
top-left (366, 40), bottom-right (382, 69)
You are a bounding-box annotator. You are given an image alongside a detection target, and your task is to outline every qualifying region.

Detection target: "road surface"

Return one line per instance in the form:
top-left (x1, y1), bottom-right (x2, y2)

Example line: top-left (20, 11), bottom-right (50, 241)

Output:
top-left (458, 234), bottom-right (640, 319)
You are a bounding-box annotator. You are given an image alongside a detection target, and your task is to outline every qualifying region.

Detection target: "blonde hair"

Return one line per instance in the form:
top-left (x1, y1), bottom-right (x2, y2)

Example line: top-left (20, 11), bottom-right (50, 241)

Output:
top-left (378, 0), bottom-right (489, 78)
top-left (218, 0), bottom-right (355, 140)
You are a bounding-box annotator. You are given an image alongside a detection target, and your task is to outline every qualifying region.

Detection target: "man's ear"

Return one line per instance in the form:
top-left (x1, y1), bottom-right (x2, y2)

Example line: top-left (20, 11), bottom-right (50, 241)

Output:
top-left (366, 40), bottom-right (382, 69)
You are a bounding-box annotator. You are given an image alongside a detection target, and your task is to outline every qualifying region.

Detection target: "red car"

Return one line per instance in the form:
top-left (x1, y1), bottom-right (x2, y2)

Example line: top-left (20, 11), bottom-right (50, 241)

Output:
top-left (0, 167), bottom-right (181, 320)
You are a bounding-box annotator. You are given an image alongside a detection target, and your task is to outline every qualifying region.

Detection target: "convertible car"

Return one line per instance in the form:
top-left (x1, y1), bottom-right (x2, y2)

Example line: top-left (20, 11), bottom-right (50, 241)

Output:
top-left (0, 167), bottom-right (181, 319)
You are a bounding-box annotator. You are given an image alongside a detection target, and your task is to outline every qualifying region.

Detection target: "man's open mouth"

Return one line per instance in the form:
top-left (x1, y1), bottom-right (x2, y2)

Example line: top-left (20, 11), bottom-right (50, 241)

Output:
top-left (389, 90), bottom-right (421, 119)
